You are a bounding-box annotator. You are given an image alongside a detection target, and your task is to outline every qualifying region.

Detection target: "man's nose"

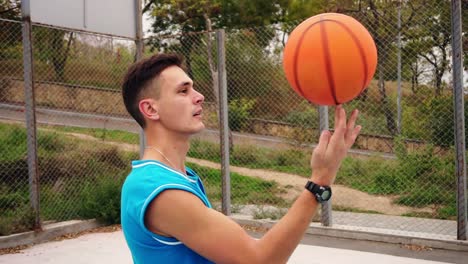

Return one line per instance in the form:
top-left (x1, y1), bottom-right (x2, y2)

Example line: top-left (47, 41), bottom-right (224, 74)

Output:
top-left (194, 90), bottom-right (205, 104)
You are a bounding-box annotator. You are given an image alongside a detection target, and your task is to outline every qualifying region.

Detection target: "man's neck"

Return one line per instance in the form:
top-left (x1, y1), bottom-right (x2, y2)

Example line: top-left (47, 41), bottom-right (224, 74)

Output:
top-left (143, 128), bottom-right (190, 174)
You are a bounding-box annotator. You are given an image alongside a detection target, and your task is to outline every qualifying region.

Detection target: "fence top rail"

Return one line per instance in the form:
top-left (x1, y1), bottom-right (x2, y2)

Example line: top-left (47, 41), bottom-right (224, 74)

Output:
top-left (0, 17), bottom-right (22, 24)
top-left (144, 29), bottom-right (217, 41)
top-left (4, 77), bottom-right (121, 93)
top-left (0, 16), bottom-right (137, 41)
top-left (0, 17), bottom-right (136, 40)
top-left (30, 21), bottom-right (137, 41)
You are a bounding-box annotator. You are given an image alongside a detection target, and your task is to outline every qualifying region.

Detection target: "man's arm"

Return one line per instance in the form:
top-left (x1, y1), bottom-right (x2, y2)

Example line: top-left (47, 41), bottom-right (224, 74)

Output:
top-left (145, 106), bottom-right (361, 264)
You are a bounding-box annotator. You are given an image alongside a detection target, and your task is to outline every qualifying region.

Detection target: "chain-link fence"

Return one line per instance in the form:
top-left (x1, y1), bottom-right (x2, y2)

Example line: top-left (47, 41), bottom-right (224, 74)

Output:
top-left (143, 1), bottom-right (466, 240)
top-left (29, 24), bottom-right (140, 226)
top-left (1, 18), bottom-right (29, 236)
top-left (0, 18), bottom-right (140, 235)
top-left (0, 0), bottom-right (466, 242)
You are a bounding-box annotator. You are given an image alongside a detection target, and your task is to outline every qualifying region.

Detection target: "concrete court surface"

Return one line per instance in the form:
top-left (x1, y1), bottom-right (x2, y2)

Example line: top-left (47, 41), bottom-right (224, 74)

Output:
top-left (0, 230), bottom-right (457, 264)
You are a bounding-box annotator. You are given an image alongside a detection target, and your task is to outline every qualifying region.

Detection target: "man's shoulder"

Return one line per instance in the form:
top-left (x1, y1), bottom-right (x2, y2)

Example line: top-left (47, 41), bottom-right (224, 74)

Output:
top-left (124, 161), bottom-right (199, 191)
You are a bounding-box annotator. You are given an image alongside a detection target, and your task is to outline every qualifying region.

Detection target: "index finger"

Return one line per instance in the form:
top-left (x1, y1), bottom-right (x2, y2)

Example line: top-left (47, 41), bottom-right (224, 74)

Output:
top-left (346, 109), bottom-right (359, 132)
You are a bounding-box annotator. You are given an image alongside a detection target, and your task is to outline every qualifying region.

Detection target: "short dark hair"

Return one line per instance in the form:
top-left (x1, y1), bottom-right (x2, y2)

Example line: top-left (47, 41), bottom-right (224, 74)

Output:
top-left (122, 53), bottom-right (183, 128)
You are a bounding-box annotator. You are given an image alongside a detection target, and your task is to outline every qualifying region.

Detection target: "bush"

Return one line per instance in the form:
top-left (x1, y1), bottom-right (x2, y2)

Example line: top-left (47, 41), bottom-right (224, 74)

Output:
top-left (0, 205), bottom-right (36, 236)
top-left (231, 145), bottom-right (267, 166)
top-left (335, 135), bottom-right (457, 213)
top-left (228, 98), bottom-right (256, 131)
top-left (0, 191), bottom-right (28, 210)
top-left (79, 175), bottom-right (125, 224)
top-left (438, 203), bottom-right (457, 220)
top-left (396, 186), bottom-right (454, 207)
top-left (400, 106), bottom-right (429, 140)
top-left (283, 108), bottom-right (318, 128)
top-left (372, 165), bottom-right (404, 194)
top-left (189, 162), bottom-right (287, 206)
top-left (422, 96), bottom-right (468, 148)
top-left (38, 132), bottom-right (65, 152)
top-left (271, 149), bottom-right (307, 167)
top-left (188, 139), bottom-right (220, 162)
top-left (0, 185), bottom-right (35, 236)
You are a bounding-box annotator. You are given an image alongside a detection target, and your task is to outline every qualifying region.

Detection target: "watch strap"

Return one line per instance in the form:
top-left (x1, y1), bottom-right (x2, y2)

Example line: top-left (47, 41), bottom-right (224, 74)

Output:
top-left (305, 180), bottom-right (331, 203)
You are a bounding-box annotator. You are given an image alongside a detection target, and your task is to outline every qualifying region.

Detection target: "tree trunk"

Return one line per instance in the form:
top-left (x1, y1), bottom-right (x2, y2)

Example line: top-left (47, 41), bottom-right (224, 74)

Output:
top-left (434, 47), bottom-right (448, 97)
top-left (378, 56), bottom-right (397, 135)
top-left (410, 61), bottom-right (419, 94)
top-left (435, 69), bottom-right (442, 97)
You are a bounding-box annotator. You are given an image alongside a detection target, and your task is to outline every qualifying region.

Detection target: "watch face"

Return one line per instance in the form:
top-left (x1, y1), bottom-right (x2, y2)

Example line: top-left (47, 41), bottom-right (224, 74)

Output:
top-left (321, 190), bottom-right (331, 200)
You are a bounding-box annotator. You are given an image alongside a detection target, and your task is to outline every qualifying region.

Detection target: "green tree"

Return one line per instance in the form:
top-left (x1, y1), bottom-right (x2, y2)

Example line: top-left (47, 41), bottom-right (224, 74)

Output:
top-left (143, 0), bottom-right (219, 79)
top-left (412, 0), bottom-right (451, 96)
top-left (275, 0), bottom-right (325, 47)
top-left (395, 0), bottom-right (467, 96)
top-left (0, 0), bottom-right (21, 59)
top-left (324, 0), bottom-right (424, 135)
top-left (34, 28), bottom-right (74, 81)
top-left (0, 0), bottom-right (20, 20)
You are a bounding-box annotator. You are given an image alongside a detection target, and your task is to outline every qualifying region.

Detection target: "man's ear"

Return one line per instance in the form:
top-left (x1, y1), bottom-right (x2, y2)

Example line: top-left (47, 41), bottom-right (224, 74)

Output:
top-left (139, 99), bottom-right (159, 121)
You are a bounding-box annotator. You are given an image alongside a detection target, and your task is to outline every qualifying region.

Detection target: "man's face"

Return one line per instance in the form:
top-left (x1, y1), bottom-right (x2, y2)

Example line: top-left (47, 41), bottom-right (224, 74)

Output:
top-left (153, 66), bottom-right (205, 135)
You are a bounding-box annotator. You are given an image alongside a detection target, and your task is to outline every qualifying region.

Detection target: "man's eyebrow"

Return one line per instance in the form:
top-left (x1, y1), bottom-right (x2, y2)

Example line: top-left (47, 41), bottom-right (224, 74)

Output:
top-left (178, 81), bottom-right (192, 87)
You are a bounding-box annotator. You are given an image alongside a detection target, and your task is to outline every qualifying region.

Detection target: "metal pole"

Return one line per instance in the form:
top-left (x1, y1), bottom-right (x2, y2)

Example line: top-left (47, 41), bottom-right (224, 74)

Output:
top-left (134, 0), bottom-right (145, 158)
top-left (451, 0), bottom-right (467, 241)
top-left (217, 29), bottom-right (231, 215)
top-left (83, 0), bottom-right (87, 29)
top-left (21, 0), bottom-right (41, 230)
top-left (396, 0), bottom-right (402, 134)
top-left (319, 105), bottom-right (331, 226)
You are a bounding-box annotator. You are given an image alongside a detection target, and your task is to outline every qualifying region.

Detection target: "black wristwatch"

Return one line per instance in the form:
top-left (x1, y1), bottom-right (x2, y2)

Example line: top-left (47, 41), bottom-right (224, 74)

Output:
top-left (305, 181), bottom-right (332, 204)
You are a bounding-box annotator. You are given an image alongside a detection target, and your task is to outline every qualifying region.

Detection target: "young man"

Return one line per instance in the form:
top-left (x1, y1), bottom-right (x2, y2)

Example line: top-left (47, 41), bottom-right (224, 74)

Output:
top-left (121, 53), bottom-right (361, 264)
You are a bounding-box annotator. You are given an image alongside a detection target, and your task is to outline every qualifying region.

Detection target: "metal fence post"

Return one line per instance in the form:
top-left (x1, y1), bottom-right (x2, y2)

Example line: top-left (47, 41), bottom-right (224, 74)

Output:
top-left (319, 105), bottom-right (331, 226)
top-left (451, 0), bottom-right (467, 241)
top-left (21, 0), bottom-right (41, 230)
top-left (134, 0), bottom-right (145, 158)
top-left (217, 29), bottom-right (231, 215)
top-left (396, 0), bottom-right (402, 134)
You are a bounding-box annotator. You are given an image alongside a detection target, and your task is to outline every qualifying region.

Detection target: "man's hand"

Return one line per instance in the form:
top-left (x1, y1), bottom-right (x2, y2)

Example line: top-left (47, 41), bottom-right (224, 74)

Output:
top-left (310, 105), bottom-right (361, 186)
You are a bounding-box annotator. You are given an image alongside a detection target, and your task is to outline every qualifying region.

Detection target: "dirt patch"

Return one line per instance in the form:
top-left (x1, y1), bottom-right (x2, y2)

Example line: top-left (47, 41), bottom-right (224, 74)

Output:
top-left (185, 158), bottom-right (433, 216)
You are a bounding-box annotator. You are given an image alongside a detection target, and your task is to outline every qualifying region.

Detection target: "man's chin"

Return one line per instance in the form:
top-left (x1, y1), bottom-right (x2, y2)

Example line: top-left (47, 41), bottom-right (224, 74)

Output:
top-left (190, 123), bottom-right (205, 135)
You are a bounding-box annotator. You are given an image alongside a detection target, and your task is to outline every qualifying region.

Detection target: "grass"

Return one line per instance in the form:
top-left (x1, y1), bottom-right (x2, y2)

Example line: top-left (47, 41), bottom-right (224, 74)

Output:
top-left (52, 125), bottom-right (139, 144)
top-left (0, 122), bottom-right (287, 234)
top-left (0, 122), bottom-right (134, 234)
top-left (189, 139), bottom-right (312, 177)
top-left (1, 121), bottom-right (459, 231)
top-left (178, 133), bottom-right (457, 220)
top-left (37, 124), bottom-right (460, 217)
top-left (188, 162), bottom-right (289, 207)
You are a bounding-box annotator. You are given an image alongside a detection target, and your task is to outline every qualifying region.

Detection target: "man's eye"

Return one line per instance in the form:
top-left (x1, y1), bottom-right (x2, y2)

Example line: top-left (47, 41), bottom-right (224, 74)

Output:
top-left (180, 89), bottom-right (188, 93)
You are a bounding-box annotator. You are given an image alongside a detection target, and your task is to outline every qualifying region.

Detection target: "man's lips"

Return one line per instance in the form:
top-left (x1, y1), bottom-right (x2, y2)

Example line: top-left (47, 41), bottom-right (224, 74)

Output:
top-left (193, 109), bottom-right (203, 116)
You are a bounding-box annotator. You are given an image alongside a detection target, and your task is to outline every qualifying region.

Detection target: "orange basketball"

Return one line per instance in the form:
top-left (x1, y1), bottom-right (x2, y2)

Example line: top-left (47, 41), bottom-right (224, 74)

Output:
top-left (283, 13), bottom-right (378, 105)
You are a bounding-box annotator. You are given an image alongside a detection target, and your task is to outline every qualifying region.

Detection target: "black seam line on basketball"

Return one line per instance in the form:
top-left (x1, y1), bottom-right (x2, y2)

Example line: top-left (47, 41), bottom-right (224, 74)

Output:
top-left (293, 20), bottom-right (332, 99)
top-left (293, 24), bottom-right (309, 98)
top-left (293, 18), bottom-right (345, 104)
top-left (319, 17), bottom-right (339, 105)
top-left (330, 20), bottom-right (369, 94)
